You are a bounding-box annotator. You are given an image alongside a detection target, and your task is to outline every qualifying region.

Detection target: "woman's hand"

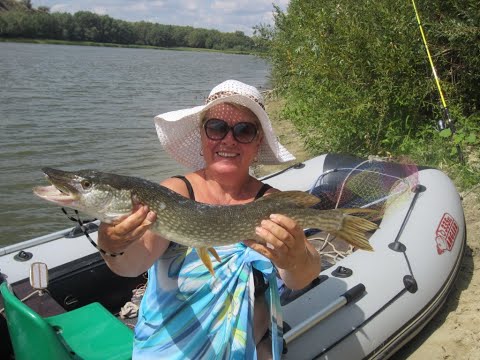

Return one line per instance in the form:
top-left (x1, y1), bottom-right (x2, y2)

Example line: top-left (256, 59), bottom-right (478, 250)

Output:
top-left (244, 214), bottom-right (321, 289)
top-left (246, 214), bottom-right (308, 270)
top-left (98, 205), bottom-right (157, 254)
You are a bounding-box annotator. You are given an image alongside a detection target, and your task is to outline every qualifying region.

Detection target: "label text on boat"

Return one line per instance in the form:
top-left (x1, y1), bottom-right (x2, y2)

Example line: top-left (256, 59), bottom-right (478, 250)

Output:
top-left (435, 213), bottom-right (459, 254)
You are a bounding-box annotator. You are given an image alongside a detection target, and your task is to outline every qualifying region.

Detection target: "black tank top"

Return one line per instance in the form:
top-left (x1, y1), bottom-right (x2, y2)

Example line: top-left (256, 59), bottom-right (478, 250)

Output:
top-left (171, 175), bottom-right (272, 201)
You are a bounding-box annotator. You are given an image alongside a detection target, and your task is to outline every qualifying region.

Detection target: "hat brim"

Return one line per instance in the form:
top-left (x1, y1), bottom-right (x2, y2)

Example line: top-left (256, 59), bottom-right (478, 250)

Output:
top-left (154, 94), bottom-right (296, 170)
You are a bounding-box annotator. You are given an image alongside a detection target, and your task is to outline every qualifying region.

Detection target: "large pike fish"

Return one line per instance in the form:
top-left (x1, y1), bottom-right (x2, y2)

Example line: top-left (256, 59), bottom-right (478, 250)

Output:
top-left (34, 168), bottom-right (377, 275)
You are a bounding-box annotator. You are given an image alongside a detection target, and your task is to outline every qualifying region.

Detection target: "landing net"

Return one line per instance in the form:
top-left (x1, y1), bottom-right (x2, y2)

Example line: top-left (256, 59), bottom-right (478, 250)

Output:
top-left (307, 156), bottom-right (419, 268)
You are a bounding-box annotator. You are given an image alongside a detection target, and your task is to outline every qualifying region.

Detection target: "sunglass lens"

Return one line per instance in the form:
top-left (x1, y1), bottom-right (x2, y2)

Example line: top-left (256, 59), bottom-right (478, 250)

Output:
top-left (205, 119), bottom-right (229, 140)
top-left (233, 123), bottom-right (257, 143)
top-left (204, 119), bottom-right (257, 143)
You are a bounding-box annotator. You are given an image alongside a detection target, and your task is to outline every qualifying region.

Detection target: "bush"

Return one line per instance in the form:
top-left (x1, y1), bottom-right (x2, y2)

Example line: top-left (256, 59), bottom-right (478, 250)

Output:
top-left (259, 0), bottom-right (479, 177)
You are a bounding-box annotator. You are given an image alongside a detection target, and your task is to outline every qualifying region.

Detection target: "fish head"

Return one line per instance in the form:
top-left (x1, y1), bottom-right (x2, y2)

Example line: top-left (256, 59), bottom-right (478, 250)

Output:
top-left (33, 168), bottom-right (133, 223)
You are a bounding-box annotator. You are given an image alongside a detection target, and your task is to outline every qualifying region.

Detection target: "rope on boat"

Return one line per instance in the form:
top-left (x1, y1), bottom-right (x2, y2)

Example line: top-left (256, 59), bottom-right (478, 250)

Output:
top-left (0, 289), bottom-right (47, 316)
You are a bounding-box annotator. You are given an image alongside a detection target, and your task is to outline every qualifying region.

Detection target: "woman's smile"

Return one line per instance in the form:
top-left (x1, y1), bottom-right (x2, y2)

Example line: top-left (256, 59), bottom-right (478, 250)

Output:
top-left (216, 151), bottom-right (239, 158)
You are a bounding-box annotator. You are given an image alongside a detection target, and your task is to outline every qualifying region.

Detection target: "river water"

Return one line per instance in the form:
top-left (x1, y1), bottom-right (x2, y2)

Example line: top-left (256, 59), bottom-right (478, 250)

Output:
top-left (0, 42), bottom-right (270, 246)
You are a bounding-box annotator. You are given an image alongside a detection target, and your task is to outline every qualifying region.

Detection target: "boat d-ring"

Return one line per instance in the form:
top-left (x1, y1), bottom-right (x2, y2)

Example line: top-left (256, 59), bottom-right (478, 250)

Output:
top-left (14, 250), bottom-right (33, 262)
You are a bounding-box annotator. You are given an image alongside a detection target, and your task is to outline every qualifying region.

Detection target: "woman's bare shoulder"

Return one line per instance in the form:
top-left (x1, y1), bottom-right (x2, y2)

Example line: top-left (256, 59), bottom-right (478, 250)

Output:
top-left (161, 173), bottom-right (198, 198)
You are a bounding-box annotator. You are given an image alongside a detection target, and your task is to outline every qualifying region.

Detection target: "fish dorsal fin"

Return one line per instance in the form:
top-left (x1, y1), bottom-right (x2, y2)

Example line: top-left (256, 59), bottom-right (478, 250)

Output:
top-left (255, 190), bottom-right (320, 208)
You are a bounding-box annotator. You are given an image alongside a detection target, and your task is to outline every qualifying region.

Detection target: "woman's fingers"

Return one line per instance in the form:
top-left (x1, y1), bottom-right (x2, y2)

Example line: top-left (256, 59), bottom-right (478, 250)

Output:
top-left (99, 205), bottom-right (157, 253)
top-left (258, 214), bottom-right (303, 249)
top-left (123, 208), bottom-right (157, 240)
top-left (246, 214), bottom-right (308, 271)
top-left (255, 223), bottom-right (289, 252)
top-left (243, 240), bottom-right (278, 262)
top-left (106, 206), bottom-right (156, 243)
top-left (113, 205), bottom-right (150, 236)
top-left (270, 214), bottom-right (305, 242)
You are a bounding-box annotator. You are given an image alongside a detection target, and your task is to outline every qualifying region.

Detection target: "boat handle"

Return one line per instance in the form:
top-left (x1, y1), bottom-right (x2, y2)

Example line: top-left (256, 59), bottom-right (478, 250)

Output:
top-left (284, 283), bottom-right (365, 345)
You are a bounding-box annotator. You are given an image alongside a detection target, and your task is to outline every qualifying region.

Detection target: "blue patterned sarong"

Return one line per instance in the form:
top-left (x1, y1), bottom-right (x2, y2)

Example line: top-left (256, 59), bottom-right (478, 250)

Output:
top-left (133, 242), bottom-right (283, 359)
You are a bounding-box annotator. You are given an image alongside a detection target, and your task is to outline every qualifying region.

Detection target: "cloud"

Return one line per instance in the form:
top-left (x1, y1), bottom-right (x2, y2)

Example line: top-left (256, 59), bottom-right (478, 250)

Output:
top-left (211, 0), bottom-right (276, 12)
top-left (124, 3), bottom-right (149, 12)
top-left (92, 6), bottom-right (107, 15)
top-left (49, 3), bottom-right (69, 13)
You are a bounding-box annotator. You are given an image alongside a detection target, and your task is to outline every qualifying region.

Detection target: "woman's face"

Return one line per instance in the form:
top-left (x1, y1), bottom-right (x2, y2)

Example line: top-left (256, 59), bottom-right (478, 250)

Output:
top-left (201, 103), bottom-right (263, 175)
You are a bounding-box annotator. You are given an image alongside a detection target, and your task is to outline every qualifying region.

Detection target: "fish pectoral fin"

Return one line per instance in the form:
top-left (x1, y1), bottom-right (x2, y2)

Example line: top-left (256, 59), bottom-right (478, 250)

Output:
top-left (196, 247), bottom-right (219, 276)
top-left (208, 247), bottom-right (221, 262)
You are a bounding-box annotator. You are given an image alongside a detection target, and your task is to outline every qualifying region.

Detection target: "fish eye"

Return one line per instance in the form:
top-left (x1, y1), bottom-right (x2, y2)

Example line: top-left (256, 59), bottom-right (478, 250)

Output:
top-left (81, 180), bottom-right (92, 189)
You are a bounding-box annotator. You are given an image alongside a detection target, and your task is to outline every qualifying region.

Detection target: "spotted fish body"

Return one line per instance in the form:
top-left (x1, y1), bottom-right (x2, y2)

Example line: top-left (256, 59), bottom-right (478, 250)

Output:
top-left (153, 190), bottom-right (375, 250)
top-left (34, 168), bottom-right (377, 274)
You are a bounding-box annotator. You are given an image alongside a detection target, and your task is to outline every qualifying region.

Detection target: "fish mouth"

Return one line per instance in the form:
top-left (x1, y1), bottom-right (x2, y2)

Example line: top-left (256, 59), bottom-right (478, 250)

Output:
top-left (33, 168), bottom-right (79, 206)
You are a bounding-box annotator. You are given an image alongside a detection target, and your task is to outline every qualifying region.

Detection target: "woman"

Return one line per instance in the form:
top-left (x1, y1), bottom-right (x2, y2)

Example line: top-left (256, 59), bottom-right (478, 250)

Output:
top-left (98, 80), bottom-right (321, 359)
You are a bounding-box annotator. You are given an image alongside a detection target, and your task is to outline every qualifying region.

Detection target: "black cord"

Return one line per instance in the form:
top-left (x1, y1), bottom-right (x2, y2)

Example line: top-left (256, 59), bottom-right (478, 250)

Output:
top-left (260, 162), bottom-right (305, 181)
top-left (61, 208), bottom-right (124, 257)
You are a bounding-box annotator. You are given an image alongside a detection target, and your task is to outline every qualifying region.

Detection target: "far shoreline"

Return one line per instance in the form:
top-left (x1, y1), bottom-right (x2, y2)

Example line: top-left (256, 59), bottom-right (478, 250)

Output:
top-left (0, 37), bottom-right (258, 56)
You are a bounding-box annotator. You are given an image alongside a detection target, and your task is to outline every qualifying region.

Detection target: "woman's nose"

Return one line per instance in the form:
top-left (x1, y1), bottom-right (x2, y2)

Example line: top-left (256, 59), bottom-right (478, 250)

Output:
top-left (221, 128), bottom-right (237, 144)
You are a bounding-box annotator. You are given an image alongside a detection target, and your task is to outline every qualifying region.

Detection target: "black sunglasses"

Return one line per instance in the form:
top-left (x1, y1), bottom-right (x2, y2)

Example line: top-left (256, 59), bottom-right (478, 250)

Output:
top-left (203, 118), bottom-right (258, 144)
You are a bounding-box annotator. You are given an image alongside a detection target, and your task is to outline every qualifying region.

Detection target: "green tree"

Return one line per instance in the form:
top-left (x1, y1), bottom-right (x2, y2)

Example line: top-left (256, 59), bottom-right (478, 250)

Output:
top-left (0, 6), bottom-right (256, 51)
top-left (205, 30), bottom-right (222, 49)
top-left (20, 0), bottom-right (31, 10)
top-left (37, 6), bottom-right (50, 13)
top-left (263, 0), bottom-right (479, 160)
top-left (186, 28), bottom-right (209, 48)
top-left (72, 11), bottom-right (103, 42)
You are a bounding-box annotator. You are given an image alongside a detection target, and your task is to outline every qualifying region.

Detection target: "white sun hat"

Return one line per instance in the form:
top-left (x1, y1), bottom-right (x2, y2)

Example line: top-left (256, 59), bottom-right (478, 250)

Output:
top-left (154, 79), bottom-right (296, 170)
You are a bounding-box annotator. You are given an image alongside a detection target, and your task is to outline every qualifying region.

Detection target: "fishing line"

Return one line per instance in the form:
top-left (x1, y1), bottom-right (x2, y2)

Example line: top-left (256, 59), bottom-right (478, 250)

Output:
top-left (411, 0), bottom-right (464, 163)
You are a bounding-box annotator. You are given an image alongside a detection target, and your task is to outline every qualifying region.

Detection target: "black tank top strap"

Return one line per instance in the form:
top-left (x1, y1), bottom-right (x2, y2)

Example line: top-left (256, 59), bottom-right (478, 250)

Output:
top-left (171, 175), bottom-right (195, 201)
top-left (254, 183), bottom-right (273, 200)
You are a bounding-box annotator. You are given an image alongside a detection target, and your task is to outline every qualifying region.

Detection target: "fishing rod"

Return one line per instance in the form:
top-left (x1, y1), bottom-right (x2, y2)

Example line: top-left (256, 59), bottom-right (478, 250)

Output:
top-left (410, 0), bottom-right (464, 163)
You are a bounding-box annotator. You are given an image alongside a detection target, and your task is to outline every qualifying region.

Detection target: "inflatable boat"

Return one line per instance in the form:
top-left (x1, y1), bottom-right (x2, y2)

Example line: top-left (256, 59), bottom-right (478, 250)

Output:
top-left (0, 154), bottom-right (466, 359)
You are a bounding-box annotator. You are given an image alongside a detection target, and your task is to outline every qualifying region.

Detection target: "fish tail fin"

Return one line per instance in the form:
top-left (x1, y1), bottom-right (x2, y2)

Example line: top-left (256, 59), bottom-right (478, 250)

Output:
top-left (197, 247), bottom-right (221, 276)
top-left (334, 211), bottom-right (378, 251)
top-left (294, 208), bottom-right (378, 250)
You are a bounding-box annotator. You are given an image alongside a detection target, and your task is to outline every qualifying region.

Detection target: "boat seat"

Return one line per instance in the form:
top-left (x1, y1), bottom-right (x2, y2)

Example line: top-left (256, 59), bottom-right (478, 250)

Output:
top-left (0, 282), bottom-right (133, 360)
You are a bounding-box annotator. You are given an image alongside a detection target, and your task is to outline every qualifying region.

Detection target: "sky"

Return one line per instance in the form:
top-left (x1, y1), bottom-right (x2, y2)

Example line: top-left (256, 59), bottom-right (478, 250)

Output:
top-left (32, 0), bottom-right (289, 35)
